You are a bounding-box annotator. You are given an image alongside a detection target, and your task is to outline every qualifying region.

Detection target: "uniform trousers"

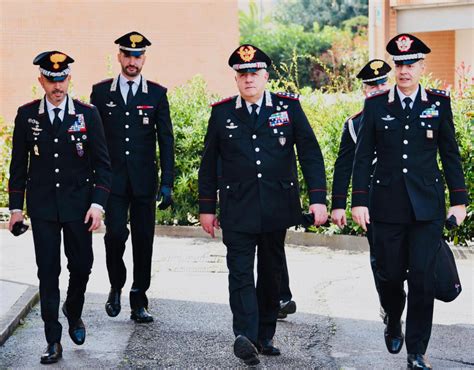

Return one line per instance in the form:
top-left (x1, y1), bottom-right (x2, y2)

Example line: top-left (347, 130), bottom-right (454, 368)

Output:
top-left (223, 229), bottom-right (286, 344)
top-left (373, 219), bottom-right (443, 354)
top-left (104, 188), bottom-right (155, 309)
top-left (31, 218), bottom-right (93, 344)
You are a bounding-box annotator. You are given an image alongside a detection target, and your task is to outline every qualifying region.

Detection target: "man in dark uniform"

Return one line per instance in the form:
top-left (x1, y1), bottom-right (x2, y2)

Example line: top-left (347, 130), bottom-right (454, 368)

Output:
top-left (8, 51), bottom-right (111, 364)
top-left (331, 59), bottom-right (392, 321)
top-left (198, 44), bottom-right (328, 365)
top-left (352, 34), bottom-right (468, 369)
top-left (90, 31), bottom-right (174, 323)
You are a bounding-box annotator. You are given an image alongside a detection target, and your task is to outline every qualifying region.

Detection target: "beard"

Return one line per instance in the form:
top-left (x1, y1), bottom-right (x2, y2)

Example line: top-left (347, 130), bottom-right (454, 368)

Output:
top-left (122, 64), bottom-right (141, 77)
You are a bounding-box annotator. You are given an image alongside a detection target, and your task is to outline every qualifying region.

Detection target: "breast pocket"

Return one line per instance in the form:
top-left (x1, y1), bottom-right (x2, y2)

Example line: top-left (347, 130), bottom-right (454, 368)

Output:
top-left (220, 128), bottom-right (243, 156)
top-left (376, 120), bottom-right (400, 148)
top-left (417, 120), bottom-right (440, 149)
top-left (268, 125), bottom-right (293, 149)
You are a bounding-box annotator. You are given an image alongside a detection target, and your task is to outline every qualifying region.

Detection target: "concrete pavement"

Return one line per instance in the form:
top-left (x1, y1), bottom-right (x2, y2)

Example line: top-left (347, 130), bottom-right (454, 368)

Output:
top-left (0, 229), bottom-right (473, 368)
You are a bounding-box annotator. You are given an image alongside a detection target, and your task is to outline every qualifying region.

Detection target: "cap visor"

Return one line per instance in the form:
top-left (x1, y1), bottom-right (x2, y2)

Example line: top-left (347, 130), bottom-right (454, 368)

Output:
top-left (122, 50), bottom-right (144, 57)
top-left (237, 68), bottom-right (261, 73)
top-left (395, 59), bottom-right (421, 65)
top-left (44, 75), bottom-right (67, 82)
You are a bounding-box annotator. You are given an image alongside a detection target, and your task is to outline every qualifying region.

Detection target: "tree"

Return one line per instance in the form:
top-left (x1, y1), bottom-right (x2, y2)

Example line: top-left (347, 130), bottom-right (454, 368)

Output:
top-left (274, 0), bottom-right (368, 30)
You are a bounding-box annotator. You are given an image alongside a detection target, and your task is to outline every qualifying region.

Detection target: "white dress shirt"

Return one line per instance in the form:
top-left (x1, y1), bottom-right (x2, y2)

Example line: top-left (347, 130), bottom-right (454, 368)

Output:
top-left (397, 85), bottom-right (419, 109)
top-left (245, 94), bottom-right (264, 115)
top-left (45, 97), bottom-right (67, 124)
top-left (119, 74), bottom-right (141, 104)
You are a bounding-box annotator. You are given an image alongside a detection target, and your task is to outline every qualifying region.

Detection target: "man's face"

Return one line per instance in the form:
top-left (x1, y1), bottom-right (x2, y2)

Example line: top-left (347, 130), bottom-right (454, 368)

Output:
top-left (38, 75), bottom-right (70, 106)
top-left (364, 81), bottom-right (389, 95)
top-left (394, 60), bottom-right (424, 92)
top-left (235, 69), bottom-right (269, 101)
top-left (117, 51), bottom-right (146, 78)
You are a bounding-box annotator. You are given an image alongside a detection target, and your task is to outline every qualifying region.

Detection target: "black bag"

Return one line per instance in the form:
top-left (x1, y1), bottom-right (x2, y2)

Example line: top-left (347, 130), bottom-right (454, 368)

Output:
top-left (434, 239), bottom-right (462, 302)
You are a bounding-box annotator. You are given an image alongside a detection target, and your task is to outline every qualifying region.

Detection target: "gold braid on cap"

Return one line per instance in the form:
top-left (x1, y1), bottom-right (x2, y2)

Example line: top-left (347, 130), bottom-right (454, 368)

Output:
top-left (130, 34), bottom-right (143, 48)
top-left (50, 53), bottom-right (67, 70)
top-left (370, 60), bottom-right (383, 76)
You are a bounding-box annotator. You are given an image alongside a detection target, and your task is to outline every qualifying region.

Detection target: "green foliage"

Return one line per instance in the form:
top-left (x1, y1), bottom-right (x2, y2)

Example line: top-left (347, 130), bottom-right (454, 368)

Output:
top-left (155, 76), bottom-right (216, 225)
top-left (0, 116), bottom-right (13, 208)
top-left (274, 0), bottom-right (368, 30)
top-left (238, 0), bottom-right (271, 37)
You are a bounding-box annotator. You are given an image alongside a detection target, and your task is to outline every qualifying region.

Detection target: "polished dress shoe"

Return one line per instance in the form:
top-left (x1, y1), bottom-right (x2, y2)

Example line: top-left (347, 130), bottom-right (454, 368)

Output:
top-left (40, 342), bottom-right (62, 364)
top-left (233, 335), bottom-right (260, 365)
top-left (384, 319), bottom-right (404, 354)
top-left (105, 288), bottom-right (121, 317)
top-left (278, 300), bottom-right (297, 319)
top-left (62, 304), bottom-right (86, 345)
top-left (130, 307), bottom-right (154, 323)
top-left (407, 354), bottom-right (432, 369)
top-left (257, 338), bottom-right (281, 356)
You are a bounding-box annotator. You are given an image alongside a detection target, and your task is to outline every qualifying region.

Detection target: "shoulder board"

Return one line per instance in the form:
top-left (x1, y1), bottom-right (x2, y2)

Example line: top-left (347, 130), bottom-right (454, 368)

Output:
top-left (74, 99), bottom-right (94, 108)
top-left (346, 110), bottom-right (362, 123)
top-left (426, 88), bottom-right (450, 98)
top-left (146, 80), bottom-right (166, 89)
top-left (211, 96), bottom-right (235, 107)
top-left (366, 89), bottom-right (389, 99)
top-left (93, 78), bottom-right (113, 86)
top-left (276, 92), bottom-right (300, 100)
top-left (19, 99), bottom-right (40, 108)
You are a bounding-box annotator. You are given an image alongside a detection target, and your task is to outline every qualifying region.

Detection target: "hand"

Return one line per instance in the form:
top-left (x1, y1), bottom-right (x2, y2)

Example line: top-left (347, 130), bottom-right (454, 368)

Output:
top-left (84, 207), bottom-right (103, 232)
top-left (8, 212), bottom-right (24, 232)
top-left (447, 205), bottom-right (467, 226)
top-left (331, 209), bottom-right (347, 229)
top-left (351, 206), bottom-right (370, 231)
top-left (309, 203), bottom-right (328, 226)
top-left (200, 213), bottom-right (220, 238)
top-left (157, 186), bottom-right (173, 210)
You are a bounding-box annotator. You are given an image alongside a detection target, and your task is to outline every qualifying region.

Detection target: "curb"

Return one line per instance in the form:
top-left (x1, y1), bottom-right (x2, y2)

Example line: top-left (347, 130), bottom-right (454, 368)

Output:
top-left (0, 284), bottom-right (39, 346)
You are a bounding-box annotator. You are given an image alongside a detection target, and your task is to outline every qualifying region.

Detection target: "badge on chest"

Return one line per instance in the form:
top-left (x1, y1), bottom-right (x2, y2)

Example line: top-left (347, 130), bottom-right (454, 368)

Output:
top-left (268, 111), bottom-right (290, 127)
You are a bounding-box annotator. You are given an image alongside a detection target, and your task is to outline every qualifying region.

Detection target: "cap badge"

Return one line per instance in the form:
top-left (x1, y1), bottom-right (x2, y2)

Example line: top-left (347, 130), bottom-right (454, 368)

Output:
top-left (237, 45), bottom-right (256, 62)
top-left (50, 53), bottom-right (67, 69)
top-left (395, 35), bottom-right (413, 52)
top-left (130, 34), bottom-right (143, 48)
top-left (370, 60), bottom-right (383, 75)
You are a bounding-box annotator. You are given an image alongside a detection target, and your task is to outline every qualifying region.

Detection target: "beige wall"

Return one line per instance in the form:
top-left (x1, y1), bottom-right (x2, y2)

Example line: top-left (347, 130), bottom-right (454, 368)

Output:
top-left (0, 0), bottom-right (239, 123)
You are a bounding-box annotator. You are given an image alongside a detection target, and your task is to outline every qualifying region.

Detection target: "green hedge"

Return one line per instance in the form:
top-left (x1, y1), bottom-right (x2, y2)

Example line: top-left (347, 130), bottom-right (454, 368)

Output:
top-left (0, 75), bottom-right (472, 244)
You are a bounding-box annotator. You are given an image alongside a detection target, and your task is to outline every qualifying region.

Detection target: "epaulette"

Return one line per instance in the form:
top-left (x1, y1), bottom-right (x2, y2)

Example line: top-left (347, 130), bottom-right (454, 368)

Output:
top-left (74, 99), bottom-right (94, 108)
top-left (276, 92), bottom-right (300, 100)
top-left (426, 88), bottom-right (450, 98)
top-left (93, 78), bottom-right (113, 86)
top-left (366, 89), bottom-right (389, 99)
top-left (146, 80), bottom-right (165, 89)
top-left (211, 96), bottom-right (235, 107)
top-left (20, 99), bottom-right (40, 108)
top-left (346, 110), bottom-right (362, 123)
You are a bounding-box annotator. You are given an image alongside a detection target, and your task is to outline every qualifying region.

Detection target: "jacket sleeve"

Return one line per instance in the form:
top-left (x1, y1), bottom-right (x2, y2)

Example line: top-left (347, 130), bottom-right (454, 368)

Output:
top-left (293, 100), bottom-right (327, 205)
top-left (155, 89), bottom-right (175, 188)
top-left (331, 120), bottom-right (356, 210)
top-left (352, 100), bottom-right (375, 207)
top-left (437, 98), bottom-right (468, 206)
top-left (88, 106), bottom-right (112, 207)
top-left (198, 109), bottom-right (219, 214)
top-left (8, 109), bottom-right (29, 211)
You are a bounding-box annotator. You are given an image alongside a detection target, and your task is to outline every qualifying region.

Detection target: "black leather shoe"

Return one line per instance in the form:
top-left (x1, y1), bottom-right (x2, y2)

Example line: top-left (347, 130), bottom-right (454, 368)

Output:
top-left (257, 338), bottom-right (281, 356)
top-left (278, 300), bottom-right (296, 319)
top-left (62, 304), bottom-right (86, 345)
top-left (384, 319), bottom-right (404, 354)
top-left (407, 354), bottom-right (432, 369)
top-left (233, 335), bottom-right (260, 365)
top-left (130, 307), bottom-right (154, 323)
top-left (105, 288), bottom-right (121, 317)
top-left (40, 342), bottom-right (62, 364)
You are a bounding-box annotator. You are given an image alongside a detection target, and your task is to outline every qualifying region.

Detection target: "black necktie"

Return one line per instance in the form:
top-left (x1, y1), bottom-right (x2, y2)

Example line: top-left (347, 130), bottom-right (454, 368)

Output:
top-left (250, 103), bottom-right (259, 125)
top-left (52, 107), bottom-right (61, 133)
top-left (126, 80), bottom-right (134, 105)
top-left (403, 97), bottom-right (412, 118)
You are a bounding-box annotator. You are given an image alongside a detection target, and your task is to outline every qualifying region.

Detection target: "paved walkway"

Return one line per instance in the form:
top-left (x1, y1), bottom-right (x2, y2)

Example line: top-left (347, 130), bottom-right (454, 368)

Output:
top-left (0, 229), bottom-right (473, 368)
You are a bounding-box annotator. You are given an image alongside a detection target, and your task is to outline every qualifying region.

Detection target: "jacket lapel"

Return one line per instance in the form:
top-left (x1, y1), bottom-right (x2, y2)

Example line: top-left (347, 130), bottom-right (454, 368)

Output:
top-left (385, 88), bottom-right (405, 123)
top-left (37, 97), bottom-right (52, 135)
top-left (255, 91), bottom-right (274, 130)
top-left (408, 87), bottom-right (430, 124)
top-left (232, 95), bottom-right (252, 126)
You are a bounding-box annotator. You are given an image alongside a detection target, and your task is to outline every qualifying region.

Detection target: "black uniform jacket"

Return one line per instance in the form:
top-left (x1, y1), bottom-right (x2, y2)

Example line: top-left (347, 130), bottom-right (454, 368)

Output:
top-left (352, 85), bottom-right (468, 223)
top-left (332, 110), bottom-right (364, 210)
top-left (9, 95), bottom-right (112, 222)
top-left (198, 91), bottom-right (327, 233)
top-left (90, 75), bottom-right (174, 197)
